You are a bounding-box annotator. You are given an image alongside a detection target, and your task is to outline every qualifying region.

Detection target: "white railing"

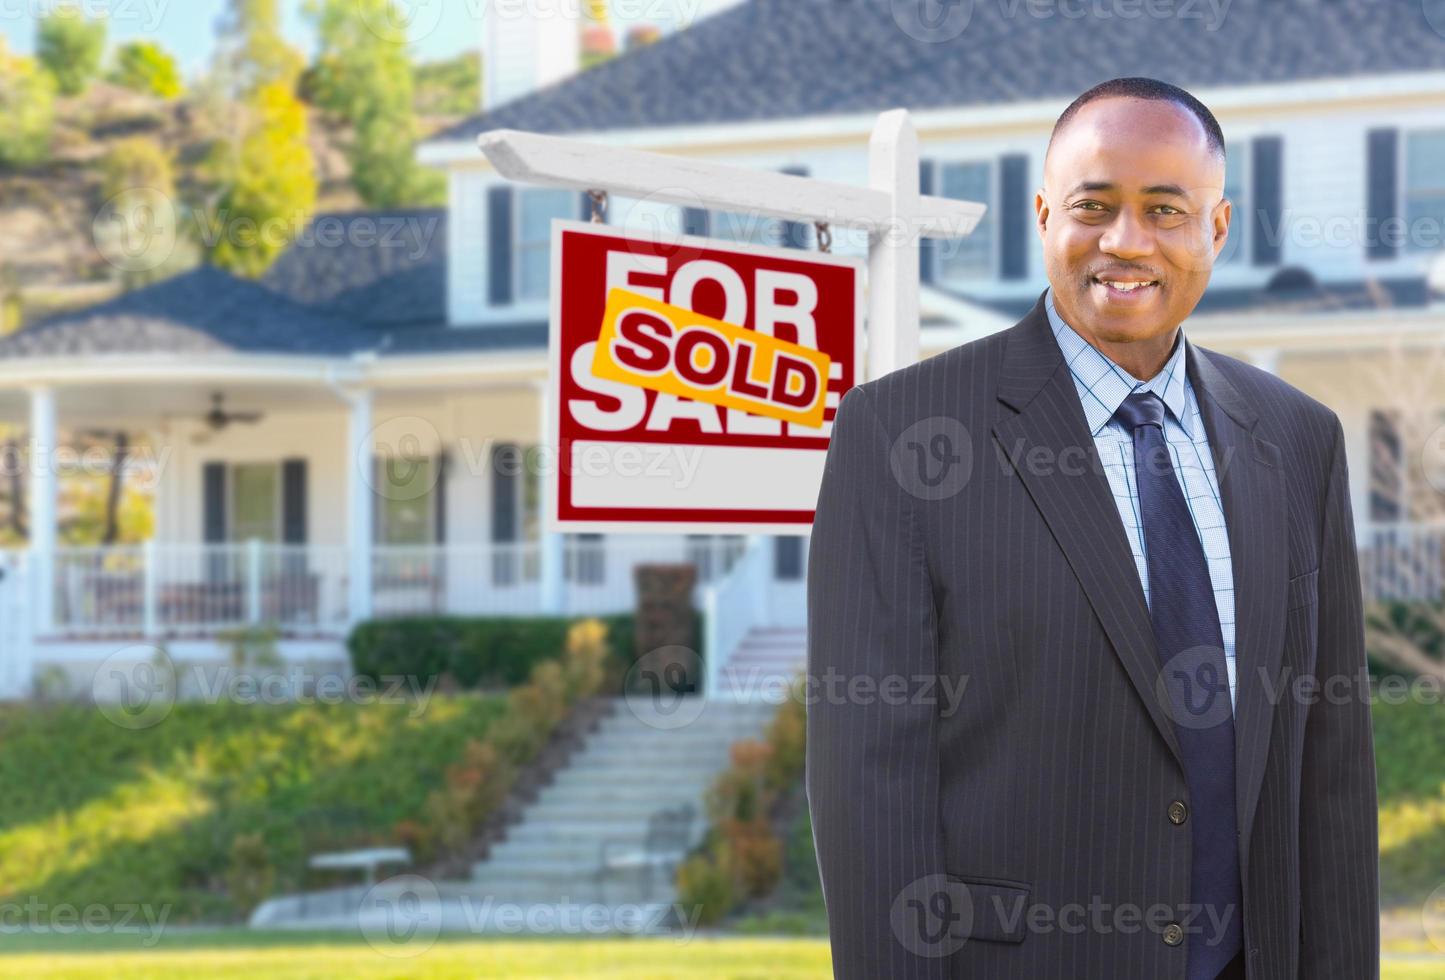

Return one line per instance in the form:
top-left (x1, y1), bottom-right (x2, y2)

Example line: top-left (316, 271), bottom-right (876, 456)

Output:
top-left (1360, 523), bottom-right (1445, 603)
top-left (372, 543), bottom-right (543, 618)
top-left (50, 541), bottom-right (349, 638)
top-left (40, 536), bottom-right (758, 639)
top-left (702, 535), bottom-right (774, 700)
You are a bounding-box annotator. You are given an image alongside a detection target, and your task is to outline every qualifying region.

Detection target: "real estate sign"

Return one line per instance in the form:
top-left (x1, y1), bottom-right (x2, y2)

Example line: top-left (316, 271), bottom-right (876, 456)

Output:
top-left (548, 219), bottom-right (864, 534)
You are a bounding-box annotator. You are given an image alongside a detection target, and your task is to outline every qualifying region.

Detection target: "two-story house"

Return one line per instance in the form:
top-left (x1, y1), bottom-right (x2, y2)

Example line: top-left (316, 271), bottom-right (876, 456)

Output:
top-left (1, 0), bottom-right (1443, 698)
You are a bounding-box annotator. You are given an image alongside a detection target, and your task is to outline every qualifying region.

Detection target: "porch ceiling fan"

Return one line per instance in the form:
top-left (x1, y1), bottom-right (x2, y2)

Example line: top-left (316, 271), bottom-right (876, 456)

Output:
top-left (189, 393), bottom-right (263, 444)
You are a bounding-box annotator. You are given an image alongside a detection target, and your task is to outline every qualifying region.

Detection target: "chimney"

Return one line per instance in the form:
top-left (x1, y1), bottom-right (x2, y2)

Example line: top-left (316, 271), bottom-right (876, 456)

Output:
top-left (483, 1), bottom-right (583, 110)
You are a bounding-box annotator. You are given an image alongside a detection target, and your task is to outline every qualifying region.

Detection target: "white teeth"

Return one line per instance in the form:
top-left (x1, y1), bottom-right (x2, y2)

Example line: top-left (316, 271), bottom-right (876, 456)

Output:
top-left (1098, 279), bottom-right (1155, 292)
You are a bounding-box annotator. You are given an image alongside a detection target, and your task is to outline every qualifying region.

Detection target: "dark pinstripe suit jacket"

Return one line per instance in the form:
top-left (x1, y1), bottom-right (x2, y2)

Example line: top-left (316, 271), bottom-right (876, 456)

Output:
top-left (805, 288), bottom-right (1380, 979)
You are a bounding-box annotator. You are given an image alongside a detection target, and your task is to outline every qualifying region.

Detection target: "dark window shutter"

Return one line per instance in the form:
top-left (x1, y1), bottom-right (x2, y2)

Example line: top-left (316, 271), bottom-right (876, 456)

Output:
top-left (1250, 136), bottom-right (1283, 267)
top-left (491, 443), bottom-right (518, 542)
top-left (779, 166), bottom-right (810, 249)
top-left (683, 207), bottom-right (709, 237)
top-left (1369, 410), bottom-right (1402, 522)
top-left (919, 159), bottom-right (937, 284)
top-left (203, 462), bottom-right (226, 543)
top-left (999, 154), bottom-right (1029, 280)
top-left (488, 185), bottom-right (514, 304)
top-left (434, 451), bottom-right (449, 544)
top-left (774, 536), bottom-right (803, 580)
top-left (1366, 128), bottom-right (1399, 261)
top-left (281, 459), bottom-right (307, 544)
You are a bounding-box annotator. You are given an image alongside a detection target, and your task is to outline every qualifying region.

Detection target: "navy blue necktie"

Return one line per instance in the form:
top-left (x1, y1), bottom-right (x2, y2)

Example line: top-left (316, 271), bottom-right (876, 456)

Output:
top-left (1113, 391), bottom-right (1243, 980)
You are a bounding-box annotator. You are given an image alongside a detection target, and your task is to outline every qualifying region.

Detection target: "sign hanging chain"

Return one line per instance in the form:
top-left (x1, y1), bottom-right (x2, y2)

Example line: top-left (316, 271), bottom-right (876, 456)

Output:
top-left (814, 221), bottom-right (832, 253)
top-left (588, 189), bottom-right (609, 224)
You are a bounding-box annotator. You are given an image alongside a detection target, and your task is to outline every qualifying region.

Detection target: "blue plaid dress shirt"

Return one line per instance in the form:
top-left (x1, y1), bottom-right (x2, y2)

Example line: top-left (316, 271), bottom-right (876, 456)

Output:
top-left (1044, 286), bottom-right (1238, 709)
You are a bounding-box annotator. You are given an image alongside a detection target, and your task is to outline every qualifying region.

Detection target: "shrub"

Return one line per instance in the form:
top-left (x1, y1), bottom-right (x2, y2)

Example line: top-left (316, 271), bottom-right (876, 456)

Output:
top-left (0, 40), bottom-right (56, 169)
top-left (37, 8), bottom-right (105, 96)
top-left (676, 850), bottom-right (736, 926)
top-left (224, 831), bottom-right (275, 916)
top-left (348, 614), bottom-right (641, 692)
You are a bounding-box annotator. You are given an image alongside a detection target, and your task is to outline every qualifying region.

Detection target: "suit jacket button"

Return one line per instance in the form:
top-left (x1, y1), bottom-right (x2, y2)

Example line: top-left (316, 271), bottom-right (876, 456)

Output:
top-left (1163, 923), bottom-right (1184, 946)
top-left (1168, 800), bottom-right (1188, 825)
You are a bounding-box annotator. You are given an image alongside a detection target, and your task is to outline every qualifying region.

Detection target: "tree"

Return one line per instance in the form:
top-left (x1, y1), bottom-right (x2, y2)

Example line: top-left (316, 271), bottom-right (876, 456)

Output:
top-left (413, 52), bottom-right (480, 117)
top-left (306, 0), bottom-right (444, 207)
top-left (0, 38), bottom-right (56, 169)
top-left (214, 0), bottom-right (304, 96)
top-left (207, 82), bottom-right (317, 278)
top-left (36, 7), bottom-right (106, 96)
top-left (110, 41), bottom-right (184, 98)
top-left (95, 138), bottom-right (196, 287)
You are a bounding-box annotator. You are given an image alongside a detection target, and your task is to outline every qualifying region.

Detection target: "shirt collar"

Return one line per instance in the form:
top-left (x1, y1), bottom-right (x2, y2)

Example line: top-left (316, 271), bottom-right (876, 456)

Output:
top-left (1044, 285), bottom-right (1192, 438)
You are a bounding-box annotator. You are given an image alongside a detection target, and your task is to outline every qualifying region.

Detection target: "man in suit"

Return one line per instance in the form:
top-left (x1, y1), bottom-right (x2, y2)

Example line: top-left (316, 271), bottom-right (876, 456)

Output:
top-left (806, 76), bottom-right (1380, 979)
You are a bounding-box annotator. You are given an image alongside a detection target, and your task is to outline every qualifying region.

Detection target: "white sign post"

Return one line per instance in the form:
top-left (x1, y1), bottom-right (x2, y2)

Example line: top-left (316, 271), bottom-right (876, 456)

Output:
top-left (477, 109), bottom-right (985, 384)
top-left (480, 110), bottom-right (985, 627)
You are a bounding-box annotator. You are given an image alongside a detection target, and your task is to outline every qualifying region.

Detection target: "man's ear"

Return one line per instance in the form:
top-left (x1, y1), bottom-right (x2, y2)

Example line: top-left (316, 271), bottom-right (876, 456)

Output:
top-left (1035, 188), bottom-right (1050, 240)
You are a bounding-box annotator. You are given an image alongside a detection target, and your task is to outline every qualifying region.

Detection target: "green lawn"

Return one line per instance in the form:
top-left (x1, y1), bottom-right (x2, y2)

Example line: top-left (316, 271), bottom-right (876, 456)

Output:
top-left (0, 935), bottom-right (1439, 979)
top-left (0, 695), bottom-right (506, 922)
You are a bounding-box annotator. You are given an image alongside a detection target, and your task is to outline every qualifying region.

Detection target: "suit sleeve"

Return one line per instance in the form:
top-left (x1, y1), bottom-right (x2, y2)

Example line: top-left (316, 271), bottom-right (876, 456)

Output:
top-left (805, 383), bottom-right (953, 979)
top-left (1296, 413), bottom-right (1380, 978)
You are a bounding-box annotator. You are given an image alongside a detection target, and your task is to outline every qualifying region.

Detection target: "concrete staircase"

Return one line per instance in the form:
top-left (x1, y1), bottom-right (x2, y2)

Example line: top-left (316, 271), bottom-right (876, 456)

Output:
top-left (712, 625), bottom-right (808, 700)
top-left (249, 626), bottom-right (809, 933)
top-left (462, 627), bottom-right (807, 925)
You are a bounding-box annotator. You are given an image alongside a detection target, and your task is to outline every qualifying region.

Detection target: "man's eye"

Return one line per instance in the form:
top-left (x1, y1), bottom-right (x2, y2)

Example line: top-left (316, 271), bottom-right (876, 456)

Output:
top-left (1155, 205), bottom-right (1182, 215)
top-left (1073, 201), bottom-right (1105, 211)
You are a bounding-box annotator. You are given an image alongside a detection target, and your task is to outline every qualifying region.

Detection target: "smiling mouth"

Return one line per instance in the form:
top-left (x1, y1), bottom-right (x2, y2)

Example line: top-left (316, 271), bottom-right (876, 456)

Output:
top-left (1092, 276), bottom-right (1159, 292)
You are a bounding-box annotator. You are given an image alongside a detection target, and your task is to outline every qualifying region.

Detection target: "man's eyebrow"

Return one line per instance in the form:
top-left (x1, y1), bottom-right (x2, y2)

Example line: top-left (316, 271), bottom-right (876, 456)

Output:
top-left (1066, 180), bottom-right (1190, 197)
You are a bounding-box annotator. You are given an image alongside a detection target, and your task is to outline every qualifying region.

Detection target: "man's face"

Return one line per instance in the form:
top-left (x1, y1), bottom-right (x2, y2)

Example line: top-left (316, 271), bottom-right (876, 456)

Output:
top-left (1037, 96), bottom-right (1230, 349)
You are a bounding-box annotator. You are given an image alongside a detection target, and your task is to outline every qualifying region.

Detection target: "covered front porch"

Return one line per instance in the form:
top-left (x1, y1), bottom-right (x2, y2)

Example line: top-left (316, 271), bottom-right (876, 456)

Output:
top-left (0, 354), bottom-right (811, 696)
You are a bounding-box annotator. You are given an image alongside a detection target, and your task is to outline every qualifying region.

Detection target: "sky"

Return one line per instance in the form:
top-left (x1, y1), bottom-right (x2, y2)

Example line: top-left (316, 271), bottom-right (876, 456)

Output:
top-left (0, 0), bottom-right (742, 77)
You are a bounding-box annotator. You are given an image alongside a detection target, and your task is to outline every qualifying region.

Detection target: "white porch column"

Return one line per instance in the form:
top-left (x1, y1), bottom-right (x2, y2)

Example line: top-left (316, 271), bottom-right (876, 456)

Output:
top-left (534, 380), bottom-right (565, 615)
top-left (346, 389), bottom-right (374, 623)
top-left (1247, 348), bottom-right (1281, 375)
top-left (28, 386), bottom-right (56, 634)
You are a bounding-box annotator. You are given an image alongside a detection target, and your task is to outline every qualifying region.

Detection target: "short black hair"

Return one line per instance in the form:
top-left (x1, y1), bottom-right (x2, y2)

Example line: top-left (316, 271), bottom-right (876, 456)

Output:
top-left (1048, 76), bottom-right (1226, 164)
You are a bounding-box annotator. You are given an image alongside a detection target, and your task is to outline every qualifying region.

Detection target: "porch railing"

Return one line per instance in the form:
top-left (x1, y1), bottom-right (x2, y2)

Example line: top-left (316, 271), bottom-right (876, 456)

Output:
top-left (1360, 522), bottom-right (1445, 603)
top-left (42, 536), bottom-right (752, 638)
top-left (51, 542), bottom-right (349, 638)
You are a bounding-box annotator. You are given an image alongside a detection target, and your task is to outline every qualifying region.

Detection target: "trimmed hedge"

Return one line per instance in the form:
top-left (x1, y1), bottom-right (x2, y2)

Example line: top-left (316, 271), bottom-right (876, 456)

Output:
top-left (347, 612), bottom-right (703, 693)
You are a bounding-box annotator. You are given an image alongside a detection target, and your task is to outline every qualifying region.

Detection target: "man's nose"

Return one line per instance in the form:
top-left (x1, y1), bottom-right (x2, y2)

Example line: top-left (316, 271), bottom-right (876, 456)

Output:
top-left (1097, 208), bottom-right (1156, 260)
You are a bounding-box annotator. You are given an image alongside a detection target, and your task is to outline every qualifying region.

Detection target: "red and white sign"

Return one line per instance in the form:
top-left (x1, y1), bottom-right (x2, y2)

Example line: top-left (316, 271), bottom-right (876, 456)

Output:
top-left (548, 219), bottom-right (864, 534)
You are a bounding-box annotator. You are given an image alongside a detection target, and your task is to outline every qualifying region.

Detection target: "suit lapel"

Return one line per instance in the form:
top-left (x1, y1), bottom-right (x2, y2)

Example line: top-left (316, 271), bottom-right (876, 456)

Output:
top-left (992, 291), bottom-right (1185, 771)
top-left (991, 292), bottom-right (1291, 821)
top-left (1185, 343), bottom-right (1288, 856)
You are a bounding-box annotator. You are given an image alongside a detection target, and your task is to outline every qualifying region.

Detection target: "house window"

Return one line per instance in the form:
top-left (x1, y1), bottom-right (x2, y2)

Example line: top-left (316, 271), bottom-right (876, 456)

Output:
top-left (229, 463), bottom-right (280, 542)
top-left (1404, 129), bottom-right (1445, 255)
top-left (1369, 408), bottom-right (1445, 523)
top-left (516, 188), bottom-right (575, 302)
top-left (1217, 140), bottom-right (1248, 265)
top-left (935, 160), bottom-right (995, 283)
top-left (376, 456), bottom-right (437, 545)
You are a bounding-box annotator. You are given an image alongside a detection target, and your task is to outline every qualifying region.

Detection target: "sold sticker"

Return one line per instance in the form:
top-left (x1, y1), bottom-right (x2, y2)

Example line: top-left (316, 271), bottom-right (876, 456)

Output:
top-left (591, 287), bottom-right (832, 428)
